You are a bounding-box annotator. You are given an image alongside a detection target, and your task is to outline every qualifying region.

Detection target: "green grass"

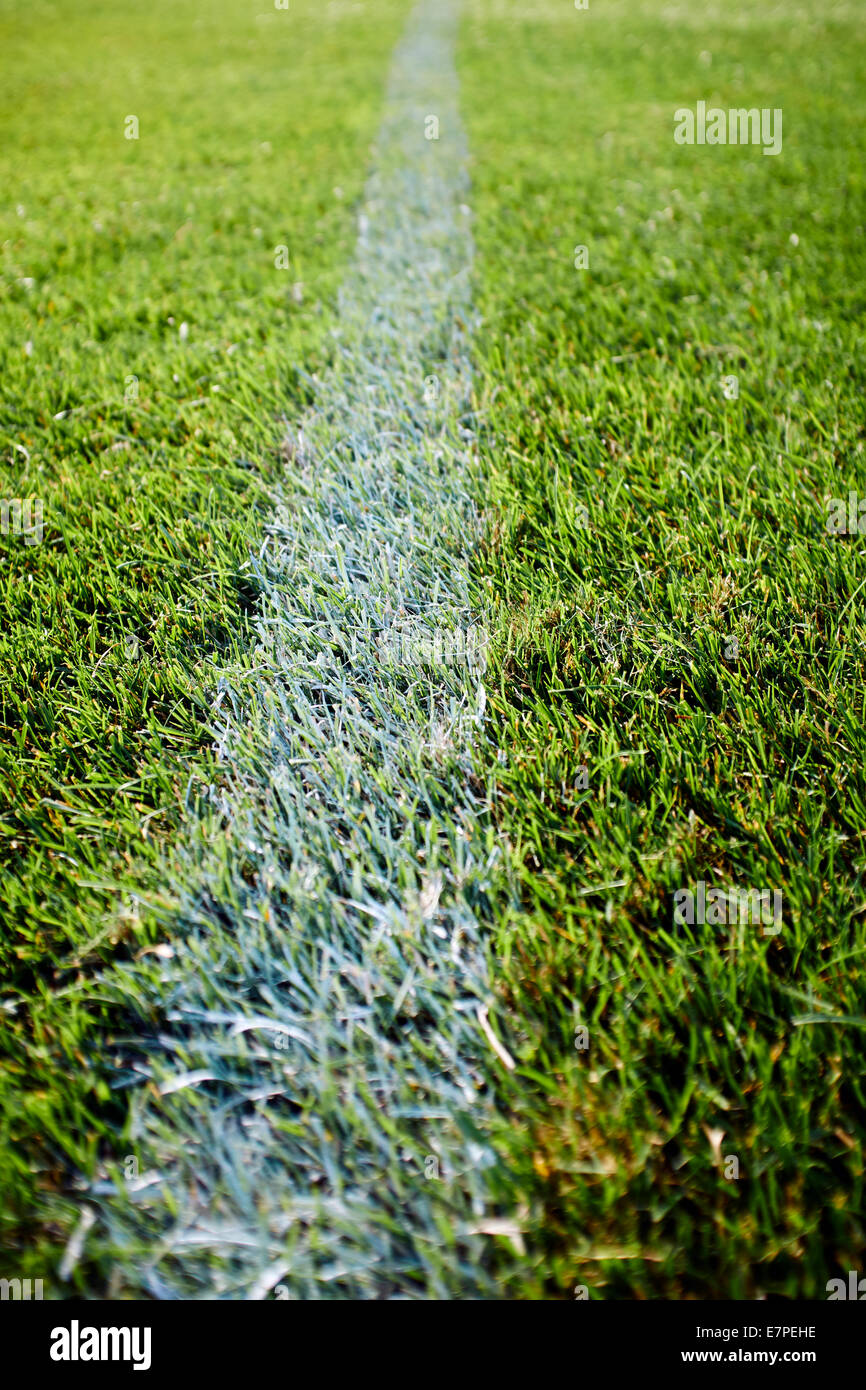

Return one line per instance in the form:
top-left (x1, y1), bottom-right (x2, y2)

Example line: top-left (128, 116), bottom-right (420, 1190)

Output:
top-left (2, 0), bottom-right (866, 1298)
top-left (0, 0), bottom-right (410, 1266)
top-left (461, 0), bottom-right (866, 1296)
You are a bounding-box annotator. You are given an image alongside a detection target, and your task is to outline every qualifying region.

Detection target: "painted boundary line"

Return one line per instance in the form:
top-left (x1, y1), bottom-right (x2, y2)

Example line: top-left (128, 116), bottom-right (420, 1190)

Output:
top-left (83, 0), bottom-right (522, 1299)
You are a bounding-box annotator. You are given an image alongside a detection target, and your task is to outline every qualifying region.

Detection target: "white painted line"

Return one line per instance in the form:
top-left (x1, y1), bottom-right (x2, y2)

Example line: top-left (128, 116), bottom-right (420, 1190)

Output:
top-left (93, 0), bottom-right (516, 1299)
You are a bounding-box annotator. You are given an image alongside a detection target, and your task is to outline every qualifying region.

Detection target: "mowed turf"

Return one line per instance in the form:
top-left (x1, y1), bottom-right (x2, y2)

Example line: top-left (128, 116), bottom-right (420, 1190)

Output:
top-left (0, 0), bottom-right (410, 1269)
top-left (1, 0), bottom-right (865, 1299)
top-left (461, 0), bottom-right (866, 1295)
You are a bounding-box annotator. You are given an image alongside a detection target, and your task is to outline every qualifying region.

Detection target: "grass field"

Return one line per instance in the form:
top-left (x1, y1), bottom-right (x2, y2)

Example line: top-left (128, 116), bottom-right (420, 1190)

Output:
top-left (463, 0), bottom-right (866, 1298)
top-left (2, 0), bottom-right (865, 1298)
top-left (0, 0), bottom-right (409, 1278)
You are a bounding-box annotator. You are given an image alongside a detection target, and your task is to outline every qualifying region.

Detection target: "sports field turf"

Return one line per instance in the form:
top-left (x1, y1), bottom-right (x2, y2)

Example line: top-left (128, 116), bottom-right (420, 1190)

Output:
top-left (1, 0), bottom-right (864, 1298)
